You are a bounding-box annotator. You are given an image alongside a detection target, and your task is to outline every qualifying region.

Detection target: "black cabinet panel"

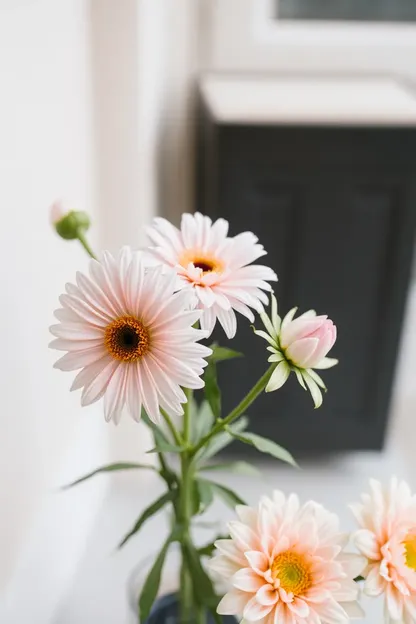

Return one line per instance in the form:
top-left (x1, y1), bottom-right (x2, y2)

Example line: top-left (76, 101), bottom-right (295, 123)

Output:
top-left (198, 115), bottom-right (416, 453)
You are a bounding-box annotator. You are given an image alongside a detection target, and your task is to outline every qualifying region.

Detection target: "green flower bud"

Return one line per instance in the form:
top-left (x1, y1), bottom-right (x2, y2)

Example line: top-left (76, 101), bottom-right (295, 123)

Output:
top-left (50, 201), bottom-right (91, 240)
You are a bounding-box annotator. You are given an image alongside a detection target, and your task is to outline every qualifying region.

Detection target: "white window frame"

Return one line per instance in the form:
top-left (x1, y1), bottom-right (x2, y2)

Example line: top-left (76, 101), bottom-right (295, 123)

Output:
top-left (203, 0), bottom-right (416, 77)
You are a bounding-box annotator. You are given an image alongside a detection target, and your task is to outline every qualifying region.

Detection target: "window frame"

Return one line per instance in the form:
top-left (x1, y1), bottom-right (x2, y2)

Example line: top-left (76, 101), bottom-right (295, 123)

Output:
top-left (204, 0), bottom-right (416, 77)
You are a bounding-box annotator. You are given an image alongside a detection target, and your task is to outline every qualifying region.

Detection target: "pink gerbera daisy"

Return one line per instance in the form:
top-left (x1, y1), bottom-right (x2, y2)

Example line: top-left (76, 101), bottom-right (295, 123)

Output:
top-left (209, 491), bottom-right (365, 623)
top-left (145, 212), bottom-right (277, 338)
top-left (50, 248), bottom-right (211, 424)
top-left (351, 478), bottom-right (416, 623)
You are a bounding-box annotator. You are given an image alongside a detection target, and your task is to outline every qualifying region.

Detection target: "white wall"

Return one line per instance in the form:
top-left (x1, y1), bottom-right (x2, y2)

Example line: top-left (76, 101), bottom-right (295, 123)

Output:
top-left (0, 0), bottom-right (104, 596)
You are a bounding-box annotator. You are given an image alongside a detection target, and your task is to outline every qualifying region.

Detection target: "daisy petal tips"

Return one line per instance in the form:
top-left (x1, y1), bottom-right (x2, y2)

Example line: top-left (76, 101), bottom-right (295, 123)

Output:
top-left (254, 294), bottom-right (338, 408)
top-left (145, 212), bottom-right (277, 339)
top-left (50, 247), bottom-right (212, 425)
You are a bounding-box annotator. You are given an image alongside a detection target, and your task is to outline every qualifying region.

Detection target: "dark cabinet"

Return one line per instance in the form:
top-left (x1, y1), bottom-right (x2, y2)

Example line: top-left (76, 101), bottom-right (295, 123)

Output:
top-left (197, 85), bottom-right (416, 453)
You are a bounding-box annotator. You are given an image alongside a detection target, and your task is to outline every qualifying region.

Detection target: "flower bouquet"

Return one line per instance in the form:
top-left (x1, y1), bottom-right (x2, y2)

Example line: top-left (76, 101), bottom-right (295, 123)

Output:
top-left (50, 205), bottom-right (416, 623)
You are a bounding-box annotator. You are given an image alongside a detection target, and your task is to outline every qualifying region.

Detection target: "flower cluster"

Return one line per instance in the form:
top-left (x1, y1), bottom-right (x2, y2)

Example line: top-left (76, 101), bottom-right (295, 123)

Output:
top-left (50, 211), bottom-right (336, 423)
top-left (50, 207), bottom-right (411, 624)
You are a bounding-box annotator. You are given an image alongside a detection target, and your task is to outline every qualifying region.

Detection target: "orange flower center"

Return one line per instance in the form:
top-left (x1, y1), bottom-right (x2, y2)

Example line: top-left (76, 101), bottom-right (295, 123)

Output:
top-left (104, 316), bottom-right (150, 362)
top-left (271, 551), bottom-right (312, 595)
top-left (179, 249), bottom-right (224, 275)
top-left (404, 534), bottom-right (416, 571)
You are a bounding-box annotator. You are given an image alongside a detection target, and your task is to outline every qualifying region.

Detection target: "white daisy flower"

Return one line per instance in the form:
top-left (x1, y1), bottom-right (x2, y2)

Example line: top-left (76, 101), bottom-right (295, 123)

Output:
top-left (50, 248), bottom-right (211, 424)
top-left (145, 212), bottom-right (277, 338)
top-left (254, 295), bottom-right (338, 408)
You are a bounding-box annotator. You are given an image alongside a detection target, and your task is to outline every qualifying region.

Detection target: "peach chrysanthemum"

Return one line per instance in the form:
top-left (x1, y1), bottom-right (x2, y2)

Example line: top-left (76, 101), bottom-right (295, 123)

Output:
top-left (145, 212), bottom-right (277, 338)
top-left (210, 491), bottom-right (365, 623)
top-left (50, 248), bottom-right (211, 424)
top-left (351, 478), bottom-right (416, 623)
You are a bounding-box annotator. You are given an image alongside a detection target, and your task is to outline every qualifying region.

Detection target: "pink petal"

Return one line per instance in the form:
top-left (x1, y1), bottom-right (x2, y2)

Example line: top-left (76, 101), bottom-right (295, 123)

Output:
top-left (137, 360), bottom-right (161, 424)
top-left (256, 585), bottom-right (278, 606)
top-left (285, 337), bottom-right (319, 368)
top-left (386, 583), bottom-right (403, 621)
top-left (215, 539), bottom-right (247, 567)
top-left (81, 359), bottom-right (119, 406)
top-left (217, 589), bottom-right (248, 616)
top-left (54, 346), bottom-right (107, 371)
top-left (103, 364), bottom-right (128, 423)
top-left (243, 596), bottom-right (274, 622)
top-left (288, 597), bottom-right (309, 618)
top-left (245, 551), bottom-right (269, 575)
top-left (232, 568), bottom-right (265, 592)
top-left (228, 521), bottom-right (260, 552)
top-left (209, 555), bottom-right (240, 578)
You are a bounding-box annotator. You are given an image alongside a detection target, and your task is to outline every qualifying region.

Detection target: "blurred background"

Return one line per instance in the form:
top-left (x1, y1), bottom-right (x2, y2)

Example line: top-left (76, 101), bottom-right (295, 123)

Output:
top-left (1, 1), bottom-right (416, 622)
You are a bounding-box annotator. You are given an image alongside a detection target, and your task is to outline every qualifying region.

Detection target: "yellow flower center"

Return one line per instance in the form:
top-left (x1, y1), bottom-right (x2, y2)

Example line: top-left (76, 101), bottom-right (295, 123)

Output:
top-left (404, 534), bottom-right (416, 571)
top-left (104, 316), bottom-right (150, 362)
top-left (179, 249), bottom-right (224, 275)
top-left (271, 551), bottom-right (312, 595)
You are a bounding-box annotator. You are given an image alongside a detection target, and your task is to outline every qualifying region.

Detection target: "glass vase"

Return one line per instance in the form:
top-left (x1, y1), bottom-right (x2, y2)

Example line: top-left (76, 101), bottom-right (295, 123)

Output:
top-left (127, 545), bottom-right (237, 624)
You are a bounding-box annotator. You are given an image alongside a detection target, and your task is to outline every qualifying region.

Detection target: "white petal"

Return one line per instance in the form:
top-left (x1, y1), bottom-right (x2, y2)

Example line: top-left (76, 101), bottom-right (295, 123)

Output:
top-left (336, 553), bottom-right (366, 579)
top-left (216, 306), bottom-right (237, 339)
top-left (243, 596), bottom-right (273, 622)
top-left (302, 370), bottom-right (323, 408)
top-left (353, 529), bottom-right (380, 561)
top-left (199, 306), bottom-right (217, 337)
top-left (209, 555), bottom-right (240, 578)
top-left (314, 357), bottom-right (339, 370)
top-left (217, 590), bottom-right (248, 616)
top-left (281, 307), bottom-right (298, 331)
top-left (265, 361), bottom-right (290, 392)
top-left (232, 569), bottom-right (264, 592)
top-left (340, 601), bottom-right (365, 618)
top-left (364, 564), bottom-right (385, 597)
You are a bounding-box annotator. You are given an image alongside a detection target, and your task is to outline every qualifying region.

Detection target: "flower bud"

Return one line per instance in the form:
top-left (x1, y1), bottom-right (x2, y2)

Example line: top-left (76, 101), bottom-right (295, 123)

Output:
top-left (50, 200), bottom-right (90, 240)
top-left (281, 315), bottom-right (337, 369)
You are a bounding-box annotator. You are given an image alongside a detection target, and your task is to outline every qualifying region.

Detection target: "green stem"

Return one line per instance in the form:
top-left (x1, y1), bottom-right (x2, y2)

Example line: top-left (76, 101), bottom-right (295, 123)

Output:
top-left (160, 409), bottom-right (184, 446)
top-left (178, 387), bottom-right (195, 622)
top-left (191, 363), bottom-right (276, 457)
top-left (77, 230), bottom-right (97, 259)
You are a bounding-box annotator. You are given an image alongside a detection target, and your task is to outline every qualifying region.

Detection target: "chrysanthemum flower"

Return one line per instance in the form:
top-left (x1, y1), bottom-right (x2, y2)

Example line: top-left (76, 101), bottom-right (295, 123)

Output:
top-left (50, 248), bottom-right (211, 424)
top-left (351, 478), bottom-right (416, 623)
top-left (145, 212), bottom-right (277, 338)
top-left (254, 295), bottom-right (338, 407)
top-left (209, 491), bottom-right (365, 623)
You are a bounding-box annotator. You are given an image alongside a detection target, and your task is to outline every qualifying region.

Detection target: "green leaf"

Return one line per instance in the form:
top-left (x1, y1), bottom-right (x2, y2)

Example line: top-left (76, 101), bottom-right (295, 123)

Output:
top-left (208, 344), bottom-right (243, 363)
top-left (199, 460), bottom-right (260, 476)
top-left (227, 430), bottom-right (297, 467)
top-left (61, 462), bottom-right (157, 489)
top-left (118, 491), bottom-right (175, 548)
top-left (141, 409), bottom-right (179, 453)
top-left (196, 416), bottom-right (249, 463)
top-left (139, 535), bottom-right (172, 623)
top-left (196, 479), bottom-right (214, 513)
top-left (191, 400), bottom-right (216, 444)
top-left (183, 540), bottom-right (219, 613)
top-left (204, 359), bottom-right (221, 420)
top-left (147, 441), bottom-right (184, 454)
top-left (206, 480), bottom-right (246, 508)
top-left (203, 345), bottom-right (243, 420)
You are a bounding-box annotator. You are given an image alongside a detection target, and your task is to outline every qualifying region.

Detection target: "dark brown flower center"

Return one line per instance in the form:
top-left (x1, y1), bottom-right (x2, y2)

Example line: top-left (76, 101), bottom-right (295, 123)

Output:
top-left (104, 316), bottom-right (150, 362)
